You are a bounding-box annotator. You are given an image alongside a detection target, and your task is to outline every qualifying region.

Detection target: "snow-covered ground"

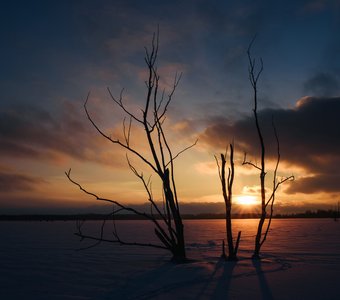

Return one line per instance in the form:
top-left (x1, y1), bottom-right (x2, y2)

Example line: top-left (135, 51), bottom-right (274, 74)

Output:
top-left (1, 219), bottom-right (339, 299)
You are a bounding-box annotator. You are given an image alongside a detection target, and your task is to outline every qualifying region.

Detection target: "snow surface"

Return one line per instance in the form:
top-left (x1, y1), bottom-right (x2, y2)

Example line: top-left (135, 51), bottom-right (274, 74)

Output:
top-left (0, 219), bottom-right (339, 299)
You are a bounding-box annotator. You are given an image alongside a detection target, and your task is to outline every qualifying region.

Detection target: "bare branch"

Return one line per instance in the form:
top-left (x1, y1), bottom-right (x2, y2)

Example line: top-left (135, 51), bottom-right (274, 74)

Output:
top-left (66, 168), bottom-right (175, 249)
top-left (66, 169), bottom-right (155, 223)
top-left (67, 30), bottom-right (189, 261)
top-left (265, 175), bottom-right (295, 208)
top-left (75, 211), bottom-right (114, 250)
top-left (74, 233), bottom-right (167, 250)
top-left (166, 139), bottom-right (198, 167)
top-left (216, 143), bottom-right (239, 260)
top-left (83, 93), bottom-right (158, 174)
top-left (242, 152), bottom-right (262, 171)
top-left (158, 72), bottom-right (183, 122)
top-left (125, 155), bottom-right (168, 224)
top-left (107, 88), bottom-right (144, 124)
top-left (246, 39), bottom-right (294, 258)
top-left (214, 155), bottom-right (223, 182)
top-left (260, 121), bottom-right (294, 247)
top-left (122, 117), bottom-right (132, 147)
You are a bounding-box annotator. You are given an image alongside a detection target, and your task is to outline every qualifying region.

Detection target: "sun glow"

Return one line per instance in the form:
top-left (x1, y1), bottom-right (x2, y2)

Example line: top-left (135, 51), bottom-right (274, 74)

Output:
top-left (235, 195), bottom-right (258, 206)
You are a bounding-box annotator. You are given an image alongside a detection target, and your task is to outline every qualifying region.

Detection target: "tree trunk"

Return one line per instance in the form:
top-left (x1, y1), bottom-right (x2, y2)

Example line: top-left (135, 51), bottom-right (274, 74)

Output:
top-left (171, 225), bottom-right (186, 262)
top-left (226, 202), bottom-right (236, 260)
top-left (218, 147), bottom-right (240, 261)
top-left (253, 212), bottom-right (265, 259)
top-left (253, 171), bottom-right (266, 259)
top-left (164, 169), bottom-right (186, 262)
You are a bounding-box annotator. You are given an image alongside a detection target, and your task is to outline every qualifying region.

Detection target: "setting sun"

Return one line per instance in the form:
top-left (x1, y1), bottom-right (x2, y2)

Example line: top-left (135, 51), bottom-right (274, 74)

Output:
top-left (235, 195), bottom-right (258, 206)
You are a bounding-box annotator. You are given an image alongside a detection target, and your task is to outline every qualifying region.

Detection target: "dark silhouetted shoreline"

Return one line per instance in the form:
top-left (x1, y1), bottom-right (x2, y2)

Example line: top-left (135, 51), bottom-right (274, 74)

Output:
top-left (0, 209), bottom-right (338, 221)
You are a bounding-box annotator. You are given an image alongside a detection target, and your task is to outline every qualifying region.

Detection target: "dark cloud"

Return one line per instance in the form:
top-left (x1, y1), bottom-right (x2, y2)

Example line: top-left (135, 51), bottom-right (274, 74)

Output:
top-left (0, 102), bottom-right (125, 166)
top-left (0, 171), bottom-right (45, 192)
top-left (287, 174), bottom-right (340, 194)
top-left (201, 96), bottom-right (340, 194)
top-left (304, 72), bottom-right (340, 96)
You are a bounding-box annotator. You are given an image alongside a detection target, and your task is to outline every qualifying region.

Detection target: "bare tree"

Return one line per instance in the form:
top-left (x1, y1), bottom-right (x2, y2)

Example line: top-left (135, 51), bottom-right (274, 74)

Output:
top-left (243, 38), bottom-right (294, 259)
top-left (66, 31), bottom-right (196, 263)
top-left (215, 144), bottom-right (241, 261)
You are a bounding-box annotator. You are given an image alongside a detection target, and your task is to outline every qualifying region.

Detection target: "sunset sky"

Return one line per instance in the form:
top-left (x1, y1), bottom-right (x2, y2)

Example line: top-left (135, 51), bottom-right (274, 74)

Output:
top-left (1, 0), bottom-right (340, 214)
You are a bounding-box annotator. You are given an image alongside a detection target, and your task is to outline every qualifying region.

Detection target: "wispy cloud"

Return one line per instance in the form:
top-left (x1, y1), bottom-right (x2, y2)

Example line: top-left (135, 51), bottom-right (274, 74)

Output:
top-left (0, 170), bottom-right (45, 192)
top-left (0, 101), bottom-right (126, 167)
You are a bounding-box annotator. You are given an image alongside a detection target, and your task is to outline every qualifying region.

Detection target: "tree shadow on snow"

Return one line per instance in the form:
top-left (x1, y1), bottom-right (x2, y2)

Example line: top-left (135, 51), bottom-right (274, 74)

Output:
top-left (252, 259), bottom-right (274, 300)
top-left (196, 254), bottom-right (291, 299)
top-left (251, 255), bottom-right (291, 300)
top-left (102, 254), bottom-right (291, 299)
top-left (105, 258), bottom-right (214, 299)
top-left (196, 257), bottom-right (237, 299)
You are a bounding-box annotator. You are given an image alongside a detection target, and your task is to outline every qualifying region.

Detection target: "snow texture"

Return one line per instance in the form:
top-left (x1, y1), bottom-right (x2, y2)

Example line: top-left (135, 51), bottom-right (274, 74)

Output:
top-left (1, 219), bottom-right (339, 299)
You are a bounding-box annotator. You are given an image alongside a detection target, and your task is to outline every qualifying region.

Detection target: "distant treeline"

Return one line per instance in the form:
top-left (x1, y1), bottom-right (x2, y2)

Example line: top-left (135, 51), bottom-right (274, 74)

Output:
top-left (0, 209), bottom-right (338, 221)
top-left (275, 209), bottom-right (339, 219)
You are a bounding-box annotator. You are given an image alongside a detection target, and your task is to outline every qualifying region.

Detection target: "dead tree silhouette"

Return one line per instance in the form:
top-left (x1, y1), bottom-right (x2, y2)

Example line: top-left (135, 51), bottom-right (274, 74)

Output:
top-left (243, 38), bottom-right (294, 259)
top-left (215, 144), bottom-right (241, 261)
top-left (66, 30), bottom-right (196, 263)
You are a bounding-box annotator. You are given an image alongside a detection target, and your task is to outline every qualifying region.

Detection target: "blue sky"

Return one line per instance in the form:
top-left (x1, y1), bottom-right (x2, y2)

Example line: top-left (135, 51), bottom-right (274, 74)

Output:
top-left (1, 0), bottom-right (340, 213)
top-left (2, 0), bottom-right (339, 112)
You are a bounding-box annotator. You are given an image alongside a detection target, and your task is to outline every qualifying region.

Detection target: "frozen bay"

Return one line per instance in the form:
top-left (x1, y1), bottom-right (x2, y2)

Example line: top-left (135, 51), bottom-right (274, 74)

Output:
top-left (1, 219), bottom-right (339, 299)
